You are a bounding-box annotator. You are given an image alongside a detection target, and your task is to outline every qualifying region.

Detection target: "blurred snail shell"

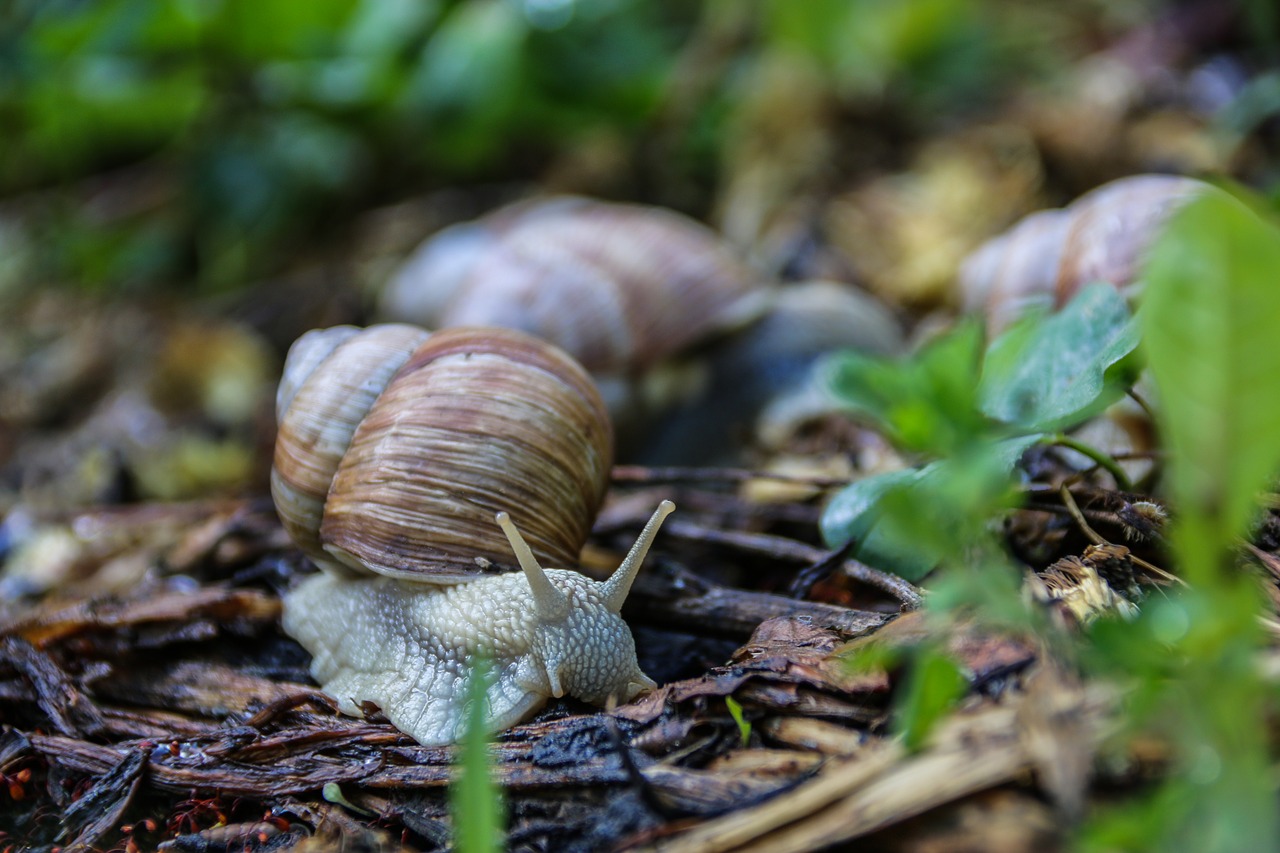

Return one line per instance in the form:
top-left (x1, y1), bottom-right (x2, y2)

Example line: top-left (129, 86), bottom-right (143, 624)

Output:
top-left (378, 196), bottom-right (768, 378)
top-left (960, 174), bottom-right (1206, 332)
top-left (273, 324), bottom-right (670, 745)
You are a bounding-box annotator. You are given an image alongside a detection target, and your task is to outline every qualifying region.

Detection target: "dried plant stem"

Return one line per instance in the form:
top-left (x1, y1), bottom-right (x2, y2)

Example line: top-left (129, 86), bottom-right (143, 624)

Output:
top-left (1057, 486), bottom-right (1184, 587)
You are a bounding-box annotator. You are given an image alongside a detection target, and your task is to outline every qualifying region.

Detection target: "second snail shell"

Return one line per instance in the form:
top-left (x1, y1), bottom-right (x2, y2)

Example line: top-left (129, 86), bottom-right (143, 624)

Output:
top-left (378, 197), bottom-right (768, 377)
top-left (960, 174), bottom-right (1206, 332)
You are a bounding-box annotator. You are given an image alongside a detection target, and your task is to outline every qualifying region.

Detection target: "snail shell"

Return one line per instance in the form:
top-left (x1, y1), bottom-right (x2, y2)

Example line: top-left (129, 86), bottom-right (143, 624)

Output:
top-left (272, 324), bottom-right (613, 582)
top-left (960, 174), bottom-right (1206, 331)
top-left (378, 196), bottom-right (768, 377)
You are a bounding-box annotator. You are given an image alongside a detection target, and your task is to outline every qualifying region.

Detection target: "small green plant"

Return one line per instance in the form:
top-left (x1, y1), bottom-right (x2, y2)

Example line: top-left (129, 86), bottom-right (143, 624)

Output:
top-left (821, 282), bottom-right (1141, 584)
top-left (450, 657), bottom-right (506, 853)
top-left (1077, 188), bottom-right (1280, 852)
top-left (725, 695), bottom-right (752, 747)
top-left (820, 185), bottom-right (1280, 852)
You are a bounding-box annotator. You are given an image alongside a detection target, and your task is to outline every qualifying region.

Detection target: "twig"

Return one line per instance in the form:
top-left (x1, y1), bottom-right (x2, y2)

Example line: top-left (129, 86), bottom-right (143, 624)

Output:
top-left (787, 541), bottom-right (855, 599)
top-left (661, 520), bottom-right (924, 609)
top-left (241, 691), bottom-right (340, 728)
top-left (612, 465), bottom-right (850, 488)
top-left (1057, 486), bottom-right (1184, 587)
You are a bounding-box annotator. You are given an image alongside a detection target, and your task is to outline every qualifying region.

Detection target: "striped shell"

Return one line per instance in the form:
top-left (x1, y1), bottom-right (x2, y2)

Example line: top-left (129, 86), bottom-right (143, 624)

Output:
top-left (271, 325), bottom-right (613, 583)
top-left (378, 197), bottom-right (766, 376)
top-left (960, 174), bottom-right (1206, 332)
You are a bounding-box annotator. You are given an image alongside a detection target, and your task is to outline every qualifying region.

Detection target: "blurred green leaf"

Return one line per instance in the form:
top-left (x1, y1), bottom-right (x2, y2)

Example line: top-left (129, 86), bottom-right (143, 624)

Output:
top-left (407, 0), bottom-right (526, 168)
top-left (825, 321), bottom-right (987, 455)
top-left (1141, 189), bottom-right (1280, 580)
top-left (895, 646), bottom-right (967, 752)
top-left (979, 283), bottom-right (1141, 433)
top-left (451, 656), bottom-right (505, 853)
top-left (821, 467), bottom-right (932, 580)
top-left (1074, 186), bottom-right (1280, 852)
top-left (763, 0), bottom-right (1001, 107)
top-left (821, 436), bottom-right (1039, 581)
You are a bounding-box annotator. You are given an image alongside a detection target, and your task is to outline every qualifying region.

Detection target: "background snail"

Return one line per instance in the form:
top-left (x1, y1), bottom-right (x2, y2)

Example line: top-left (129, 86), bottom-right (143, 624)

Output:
top-left (379, 196), bottom-right (907, 464)
top-left (377, 196), bottom-right (769, 420)
top-left (273, 324), bottom-right (671, 745)
top-left (959, 173), bottom-right (1206, 332)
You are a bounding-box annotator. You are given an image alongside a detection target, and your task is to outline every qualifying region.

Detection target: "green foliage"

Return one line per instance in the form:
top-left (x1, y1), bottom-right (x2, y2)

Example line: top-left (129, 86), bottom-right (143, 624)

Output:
top-left (762, 0), bottom-right (1006, 109)
top-left (820, 437), bottom-right (1038, 581)
top-left (895, 645), bottom-right (968, 752)
top-left (1142, 190), bottom-right (1280, 582)
top-left (1, 0), bottom-right (1097, 294)
top-left (827, 321), bottom-right (988, 455)
top-left (724, 695), bottom-right (751, 747)
top-left (979, 284), bottom-right (1142, 433)
top-left (1073, 188), bottom-right (1280, 852)
top-left (451, 657), bottom-right (505, 853)
top-left (3, 0), bottom-right (678, 290)
top-left (841, 639), bottom-right (968, 751)
top-left (821, 285), bottom-right (1140, 581)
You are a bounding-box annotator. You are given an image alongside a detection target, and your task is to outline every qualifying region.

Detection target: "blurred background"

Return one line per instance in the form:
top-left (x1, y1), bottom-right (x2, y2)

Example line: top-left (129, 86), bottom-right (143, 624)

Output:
top-left (1, 0), bottom-right (1278, 513)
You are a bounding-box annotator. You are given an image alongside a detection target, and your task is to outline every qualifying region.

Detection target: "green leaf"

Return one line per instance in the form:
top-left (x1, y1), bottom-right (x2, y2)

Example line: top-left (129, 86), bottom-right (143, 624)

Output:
top-left (821, 467), bottom-right (931, 579)
top-left (895, 646), bottom-right (967, 752)
top-left (820, 436), bottom-right (1041, 581)
top-left (451, 656), bottom-right (505, 853)
top-left (825, 321), bottom-right (987, 455)
top-left (1141, 189), bottom-right (1280, 579)
top-left (979, 283), bottom-right (1141, 433)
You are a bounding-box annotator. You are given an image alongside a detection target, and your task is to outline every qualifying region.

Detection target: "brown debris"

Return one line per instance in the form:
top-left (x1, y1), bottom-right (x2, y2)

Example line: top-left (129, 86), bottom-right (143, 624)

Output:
top-left (0, 479), bottom-right (1104, 851)
top-left (0, 636), bottom-right (105, 737)
top-left (637, 679), bottom-right (1114, 852)
top-left (58, 747), bottom-right (148, 851)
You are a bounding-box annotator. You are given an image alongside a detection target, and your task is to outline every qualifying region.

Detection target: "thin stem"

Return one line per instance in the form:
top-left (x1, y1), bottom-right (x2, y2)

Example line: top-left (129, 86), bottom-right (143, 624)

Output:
top-left (1127, 387), bottom-right (1157, 422)
top-left (1048, 434), bottom-right (1134, 492)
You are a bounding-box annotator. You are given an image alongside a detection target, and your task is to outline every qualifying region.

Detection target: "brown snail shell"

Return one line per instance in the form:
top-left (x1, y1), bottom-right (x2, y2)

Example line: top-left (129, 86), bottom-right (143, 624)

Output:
top-left (960, 174), bottom-right (1206, 332)
top-left (271, 324), bottom-right (613, 582)
top-left (378, 196), bottom-right (768, 376)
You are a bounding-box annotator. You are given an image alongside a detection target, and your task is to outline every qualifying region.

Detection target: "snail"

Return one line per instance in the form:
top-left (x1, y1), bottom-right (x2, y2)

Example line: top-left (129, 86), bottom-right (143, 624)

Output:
top-left (377, 196), bottom-right (769, 418)
top-left (959, 174), bottom-right (1206, 332)
top-left (273, 324), bottom-right (672, 745)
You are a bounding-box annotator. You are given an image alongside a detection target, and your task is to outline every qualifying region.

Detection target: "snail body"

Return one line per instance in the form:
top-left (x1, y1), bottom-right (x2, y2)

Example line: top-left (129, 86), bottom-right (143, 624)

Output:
top-left (960, 174), bottom-right (1206, 331)
top-left (273, 324), bottom-right (670, 745)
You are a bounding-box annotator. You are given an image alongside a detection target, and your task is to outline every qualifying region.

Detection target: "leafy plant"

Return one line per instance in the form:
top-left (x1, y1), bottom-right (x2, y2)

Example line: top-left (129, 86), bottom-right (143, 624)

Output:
top-left (821, 283), bottom-right (1141, 582)
top-left (823, 185), bottom-right (1280, 852)
top-left (1077, 188), bottom-right (1280, 852)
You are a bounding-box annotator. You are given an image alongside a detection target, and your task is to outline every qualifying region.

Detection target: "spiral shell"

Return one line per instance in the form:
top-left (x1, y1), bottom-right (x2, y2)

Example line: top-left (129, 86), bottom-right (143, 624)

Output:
top-left (378, 197), bottom-right (767, 376)
top-left (960, 174), bottom-right (1206, 331)
top-left (271, 325), bottom-right (613, 583)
